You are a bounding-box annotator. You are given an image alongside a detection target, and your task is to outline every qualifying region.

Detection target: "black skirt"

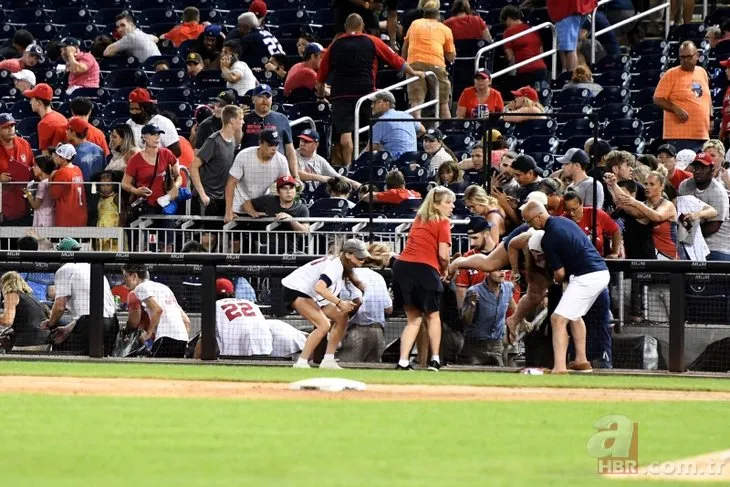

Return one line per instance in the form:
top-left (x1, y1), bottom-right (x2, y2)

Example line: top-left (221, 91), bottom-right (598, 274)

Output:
top-left (392, 259), bottom-right (444, 313)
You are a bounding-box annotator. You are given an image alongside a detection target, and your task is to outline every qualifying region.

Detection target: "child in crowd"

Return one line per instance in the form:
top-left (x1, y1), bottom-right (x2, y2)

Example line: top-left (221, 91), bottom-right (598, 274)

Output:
top-left (97, 171), bottom-right (120, 251)
top-left (23, 156), bottom-right (55, 227)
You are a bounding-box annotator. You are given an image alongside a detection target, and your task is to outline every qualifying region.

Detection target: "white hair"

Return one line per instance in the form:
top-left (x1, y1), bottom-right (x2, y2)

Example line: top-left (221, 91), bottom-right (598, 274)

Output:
top-left (238, 12), bottom-right (259, 29)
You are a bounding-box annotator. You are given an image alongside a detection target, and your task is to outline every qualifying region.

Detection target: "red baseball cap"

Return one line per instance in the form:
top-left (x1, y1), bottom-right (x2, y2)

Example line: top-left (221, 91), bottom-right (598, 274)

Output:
top-left (721, 58), bottom-right (730, 68)
top-left (216, 278), bottom-right (234, 295)
top-left (691, 152), bottom-right (714, 166)
top-left (128, 87), bottom-right (156, 104)
top-left (511, 86), bottom-right (539, 103)
top-left (276, 175), bottom-right (297, 189)
top-left (67, 116), bottom-right (90, 134)
top-left (23, 83), bottom-right (53, 102)
top-left (249, 0), bottom-right (267, 18)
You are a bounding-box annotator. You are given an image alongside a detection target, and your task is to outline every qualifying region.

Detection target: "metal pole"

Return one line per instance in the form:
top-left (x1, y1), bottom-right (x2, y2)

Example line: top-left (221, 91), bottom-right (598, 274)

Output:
top-left (368, 119), bottom-right (374, 244)
top-left (668, 272), bottom-right (686, 372)
top-left (591, 113), bottom-right (599, 249)
top-left (89, 262), bottom-right (104, 358)
top-left (200, 264), bottom-right (217, 361)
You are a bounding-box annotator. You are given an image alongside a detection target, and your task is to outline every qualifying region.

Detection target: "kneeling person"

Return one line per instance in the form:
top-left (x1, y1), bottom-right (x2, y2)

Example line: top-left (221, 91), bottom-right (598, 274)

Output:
top-left (214, 278), bottom-right (272, 356)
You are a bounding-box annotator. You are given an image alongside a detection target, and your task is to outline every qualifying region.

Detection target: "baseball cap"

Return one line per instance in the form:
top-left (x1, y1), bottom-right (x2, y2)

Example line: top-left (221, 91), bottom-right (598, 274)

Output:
top-left (557, 148), bottom-right (590, 166)
top-left (11, 69), bottom-right (36, 87)
top-left (54, 143), bottom-right (77, 160)
top-left (249, 0), bottom-right (267, 18)
top-left (342, 238), bottom-right (371, 260)
top-left (691, 152), bottom-right (714, 166)
top-left (676, 149), bottom-right (696, 170)
top-left (215, 278), bottom-right (235, 295)
top-left (298, 128), bottom-right (320, 143)
top-left (58, 37), bottom-right (81, 48)
top-left (656, 143), bottom-right (677, 157)
top-left (511, 154), bottom-right (538, 173)
top-left (27, 44), bottom-right (45, 63)
top-left (528, 230), bottom-right (544, 253)
top-left (204, 24), bottom-right (222, 37)
top-left (373, 91), bottom-right (396, 104)
top-left (23, 83), bottom-right (53, 102)
top-left (253, 84), bottom-right (273, 97)
top-left (474, 68), bottom-right (491, 79)
top-left (511, 86), bottom-right (539, 103)
top-left (466, 216), bottom-right (492, 235)
top-left (276, 175), bottom-right (297, 189)
top-left (303, 42), bottom-right (324, 59)
top-left (0, 113), bottom-right (16, 128)
top-left (260, 128), bottom-right (279, 145)
top-left (129, 87), bottom-right (155, 104)
top-left (423, 128), bottom-right (443, 141)
top-left (55, 237), bottom-right (82, 251)
top-left (67, 116), bottom-right (90, 135)
top-left (519, 191), bottom-right (548, 211)
top-left (186, 52), bottom-right (203, 65)
top-left (141, 123), bottom-right (165, 135)
top-left (214, 90), bottom-right (236, 105)
top-left (589, 139), bottom-right (612, 160)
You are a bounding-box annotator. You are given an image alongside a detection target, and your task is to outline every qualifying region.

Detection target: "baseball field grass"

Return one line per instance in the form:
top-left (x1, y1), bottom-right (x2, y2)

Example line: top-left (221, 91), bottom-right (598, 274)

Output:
top-left (2, 359), bottom-right (729, 486)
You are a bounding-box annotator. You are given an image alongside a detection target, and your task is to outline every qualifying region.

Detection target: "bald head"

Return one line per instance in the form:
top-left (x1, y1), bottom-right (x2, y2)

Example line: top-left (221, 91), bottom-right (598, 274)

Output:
top-left (522, 201), bottom-right (549, 229)
top-left (345, 13), bottom-right (364, 33)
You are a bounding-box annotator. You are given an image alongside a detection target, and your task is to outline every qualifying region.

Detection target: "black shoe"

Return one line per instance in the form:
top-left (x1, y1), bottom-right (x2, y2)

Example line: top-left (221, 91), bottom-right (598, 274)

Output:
top-left (396, 363), bottom-right (414, 370)
top-left (427, 360), bottom-right (441, 371)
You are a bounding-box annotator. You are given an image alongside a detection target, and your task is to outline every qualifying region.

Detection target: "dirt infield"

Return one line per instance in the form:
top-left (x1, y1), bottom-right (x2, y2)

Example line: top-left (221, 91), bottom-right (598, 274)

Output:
top-left (1, 375), bottom-right (729, 401)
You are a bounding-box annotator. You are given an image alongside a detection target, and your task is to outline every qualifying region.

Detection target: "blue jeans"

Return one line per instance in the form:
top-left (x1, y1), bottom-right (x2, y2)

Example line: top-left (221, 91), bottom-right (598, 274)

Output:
top-left (708, 250), bottom-right (730, 261)
top-left (666, 139), bottom-right (706, 153)
top-left (583, 288), bottom-right (613, 368)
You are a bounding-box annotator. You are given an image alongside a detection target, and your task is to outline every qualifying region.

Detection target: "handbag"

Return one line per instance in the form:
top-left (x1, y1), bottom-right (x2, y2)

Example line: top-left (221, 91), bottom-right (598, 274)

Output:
top-left (128, 151), bottom-right (161, 222)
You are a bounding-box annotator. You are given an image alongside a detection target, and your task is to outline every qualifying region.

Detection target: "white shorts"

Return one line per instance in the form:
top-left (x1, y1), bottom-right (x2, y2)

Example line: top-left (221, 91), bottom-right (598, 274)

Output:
top-left (554, 270), bottom-right (610, 321)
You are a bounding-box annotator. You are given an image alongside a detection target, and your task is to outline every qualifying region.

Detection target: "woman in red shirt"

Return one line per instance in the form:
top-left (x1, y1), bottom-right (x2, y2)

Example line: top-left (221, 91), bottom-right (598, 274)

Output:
top-left (393, 186), bottom-right (455, 370)
top-left (444, 0), bottom-right (493, 42)
top-left (456, 69), bottom-right (504, 119)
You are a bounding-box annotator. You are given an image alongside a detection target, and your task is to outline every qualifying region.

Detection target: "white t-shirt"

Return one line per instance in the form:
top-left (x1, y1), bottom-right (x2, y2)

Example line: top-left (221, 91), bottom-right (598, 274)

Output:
top-left (54, 263), bottom-right (116, 319)
top-left (340, 268), bottom-right (391, 326)
top-left (127, 114), bottom-right (180, 150)
top-left (229, 146), bottom-right (290, 212)
top-left (227, 61), bottom-right (258, 96)
top-left (114, 28), bottom-right (161, 62)
top-left (297, 151), bottom-right (339, 189)
top-left (428, 147), bottom-right (455, 174)
top-left (133, 280), bottom-right (189, 342)
top-left (215, 298), bottom-right (272, 356)
top-left (266, 319), bottom-right (306, 357)
top-left (281, 256), bottom-right (345, 307)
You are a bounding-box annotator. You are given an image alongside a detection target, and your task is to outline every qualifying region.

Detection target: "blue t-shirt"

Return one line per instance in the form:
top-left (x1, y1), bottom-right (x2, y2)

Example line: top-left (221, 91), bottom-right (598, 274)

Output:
top-left (371, 109), bottom-right (419, 159)
top-left (239, 28), bottom-right (284, 69)
top-left (584, 12), bottom-right (620, 57)
top-left (541, 216), bottom-right (607, 278)
top-left (242, 111), bottom-right (293, 154)
top-left (74, 141), bottom-right (106, 181)
top-left (501, 223), bottom-right (529, 249)
top-left (465, 280), bottom-right (514, 340)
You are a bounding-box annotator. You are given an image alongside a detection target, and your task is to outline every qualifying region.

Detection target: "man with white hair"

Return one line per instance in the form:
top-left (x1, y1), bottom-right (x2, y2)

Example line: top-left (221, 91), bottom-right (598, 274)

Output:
top-left (520, 201), bottom-right (609, 374)
top-left (233, 12), bottom-right (284, 70)
top-left (10, 69), bottom-right (35, 92)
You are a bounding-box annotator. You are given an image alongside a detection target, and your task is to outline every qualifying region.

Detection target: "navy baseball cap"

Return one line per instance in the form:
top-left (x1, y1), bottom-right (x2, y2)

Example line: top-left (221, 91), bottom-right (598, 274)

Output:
top-left (0, 113), bottom-right (16, 127)
top-left (303, 42), bottom-right (323, 59)
top-left (466, 216), bottom-right (492, 235)
top-left (260, 128), bottom-right (279, 145)
top-left (253, 84), bottom-right (272, 97)
top-left (141, 123), bottom-right (165, 135)
top-left (59, 37), bottom-right (81, 48)
top-left (656, 144), bottom-right (677, 157)
top-left (204, 24), bottom-right (222, 37)
top-left (589, 139), bottom-right (612, 159)
top-left (557, 148), bottom-right (590, 166)
top-left (511, 154), bottom-right (538, 173)
top-left (298, 128), bottom-right (319, 143)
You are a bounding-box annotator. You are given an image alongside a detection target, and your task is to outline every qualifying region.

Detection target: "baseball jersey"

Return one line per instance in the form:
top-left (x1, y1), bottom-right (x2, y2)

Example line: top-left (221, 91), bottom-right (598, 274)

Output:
top-left (54, 263), bottom-right (115, 319)
top-left (281, 256), bottom-right (345, 307)
top-left (133, 280), bottom-right (189, 342)
top-left (215, 298), bottom-right (272, 356)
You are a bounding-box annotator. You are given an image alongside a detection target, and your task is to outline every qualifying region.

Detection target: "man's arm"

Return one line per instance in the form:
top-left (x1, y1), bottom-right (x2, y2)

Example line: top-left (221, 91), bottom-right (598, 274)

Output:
top-left (45, 296), bottom-right (68, 329)
top-left (65, 50), bottom-right (89, 73)
top-left (142, 297), bottom-right (162, 339)
top-left (224, 175), bottom-right (239, 223)
top-left (190, 156), bottom-right (208, 204)
top-left (242, 198), bottom-right (266, 218)
top-left (285, 143), bottom-right (298, 179)
top-left (166, 141), bottom-right (182, 158)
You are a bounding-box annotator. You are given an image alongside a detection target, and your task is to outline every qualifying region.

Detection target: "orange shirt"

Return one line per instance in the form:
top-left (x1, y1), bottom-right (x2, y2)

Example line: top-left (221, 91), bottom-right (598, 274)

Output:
top-left (38, 111), bottom-right (68, 152)
top-left (653, 66), bottom-right (711, 140)
top-left (163, 22), bottom-right (206, 47)
top-left (457, 86), bottom-right (504, 118)
top-left (398, 217), bottom-right (452, 272)
top-left (86, 123), bottom-right (110, 156)
top-left (50, 164), bottom-right (88, 226)
top-left (178, 136), bottom-right (194, 186)
top-left (404, 18), bottom-right (455, 67)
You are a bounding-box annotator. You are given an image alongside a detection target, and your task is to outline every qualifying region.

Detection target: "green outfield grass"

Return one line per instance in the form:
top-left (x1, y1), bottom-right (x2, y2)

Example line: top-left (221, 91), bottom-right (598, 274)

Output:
top-left (1, 359), bottom-right (730, 391)
top-left (2, 394), bottom-right (727, 487)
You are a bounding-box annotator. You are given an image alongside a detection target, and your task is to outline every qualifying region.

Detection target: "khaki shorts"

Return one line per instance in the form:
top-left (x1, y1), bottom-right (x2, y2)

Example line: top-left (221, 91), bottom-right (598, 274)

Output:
top-left (406, 62), bottom-right (451, 105)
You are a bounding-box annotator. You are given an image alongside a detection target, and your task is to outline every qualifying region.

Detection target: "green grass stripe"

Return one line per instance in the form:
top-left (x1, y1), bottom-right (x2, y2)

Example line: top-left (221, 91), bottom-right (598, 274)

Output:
top-left (1, 360), bottom-right (730, 391)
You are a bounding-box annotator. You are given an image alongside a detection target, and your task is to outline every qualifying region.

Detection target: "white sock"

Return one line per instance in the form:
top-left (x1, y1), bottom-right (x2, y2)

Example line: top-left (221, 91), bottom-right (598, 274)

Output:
top-left (296, 357), bottom-right (308, 365)
top-left (431, 355), bottom-right (440, 364)
top-left (323, 354), bottom-right (335, 362)
top-left (398, 359), bottom-right (410, 367)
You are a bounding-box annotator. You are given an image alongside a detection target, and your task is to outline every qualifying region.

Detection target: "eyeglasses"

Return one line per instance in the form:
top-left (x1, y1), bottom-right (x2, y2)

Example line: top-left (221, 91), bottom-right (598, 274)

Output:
top-left (679, 53), bottom-right (698, 59)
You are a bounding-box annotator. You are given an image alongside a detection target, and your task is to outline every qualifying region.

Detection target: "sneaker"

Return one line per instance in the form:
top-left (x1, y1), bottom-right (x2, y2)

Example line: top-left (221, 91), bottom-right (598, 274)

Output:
top-left (567, 361), bottom-right (593, 373)
top-left (319, 359), bottom-right (343, 370)
top-left (427, 360), bottom-right (441, 371)
top-left (396, 363), bottom-right (414, 370)
top-left (293, 361), bottom-right (311, 369)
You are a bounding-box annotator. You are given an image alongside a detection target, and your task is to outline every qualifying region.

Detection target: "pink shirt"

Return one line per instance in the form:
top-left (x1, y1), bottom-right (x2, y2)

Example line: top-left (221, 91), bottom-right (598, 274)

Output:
top-left (69, 52), bottom-right (100, 89)
top-left (33, 179), bottom-right (55, 227)
top-left (0, 58), bottom-right (23, 73)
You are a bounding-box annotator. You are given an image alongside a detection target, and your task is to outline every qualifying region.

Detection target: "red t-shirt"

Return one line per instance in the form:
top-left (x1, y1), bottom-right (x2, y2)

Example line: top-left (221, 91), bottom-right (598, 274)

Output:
top-left (504, 23), bottom-right (547, 74)
top-left (721, 85), bottom-right (730, 140)
top-left (0, 137), bottom-right (34, 221)
top-left (455, 248), bottom-right (485, 288)
top-left (457, 87), bottom-right (504, 118)
top-left (669, 168), bottom-right (692, 190)
top-left (68, 51), bottom-right (100, 89)
top-left (567, 207), bottom-right (619, 256)
top-left (373, 188), bottom-right (422, 204)
top-left (50, 164), bottom-right (87, 226)
top-left (443, 15), bottom-right (487, 41)
top-left (547, 0), bottom-right (597, 22)
top-left (125, 148), bottom-right (178, 207)
top-left (284, 62), bottom-right (318, 96)
top-left (86, 124), bottom-right (110, 156)
top-left (38, 111), bottom-right (68, 152)
top-left (399, 217), bottom-right (452, 272)
top-left (0, 58), bottom-right (23, 73)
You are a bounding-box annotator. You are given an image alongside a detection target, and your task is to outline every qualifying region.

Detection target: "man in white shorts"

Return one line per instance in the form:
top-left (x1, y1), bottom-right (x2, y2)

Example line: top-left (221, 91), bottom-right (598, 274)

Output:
top-left (521, 202), bottom-right (610, 374)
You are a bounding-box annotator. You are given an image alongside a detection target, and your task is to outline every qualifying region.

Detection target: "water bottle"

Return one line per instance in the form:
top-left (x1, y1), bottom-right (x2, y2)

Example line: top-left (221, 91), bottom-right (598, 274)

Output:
top-left (477, 104), bottom-right (489, 119)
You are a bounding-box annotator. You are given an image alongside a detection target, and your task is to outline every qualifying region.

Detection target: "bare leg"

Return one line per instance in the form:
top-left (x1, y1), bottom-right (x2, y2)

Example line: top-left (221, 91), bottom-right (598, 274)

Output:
top-left (425, 310), bottom-right (441, 359)
top-left (565, 51), bottom-right (578, 73)
top-left (439, 102), bottom-right (451, 119)
top-left (399, 305), bottom-right (424, 362)
top-left (340, 133), bottom-right (353, 166)
top-left (682, 0), bottom-right (693, 24)
top-left (568, 317), bottom-right (589, 364)
top-left (295, 299), bottom-right (332, 361)
top-left (450, 243), bottom-right (509, 275)
top-left (323, 305), bottom-right (349, 355)
top-left (559, 51), bottom-right (568, 72)
top-left (416, 322), bottom-right (429, 366)
top-left (550, 313), bottom-right (570, 373)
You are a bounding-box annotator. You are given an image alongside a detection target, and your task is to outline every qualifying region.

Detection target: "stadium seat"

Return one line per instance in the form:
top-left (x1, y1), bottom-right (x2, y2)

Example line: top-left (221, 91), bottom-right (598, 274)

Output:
top-left (144, 55), bottom-right (184, 72)
top-left (102, 101), bottom-right (132, 120)
top-left (309, 198), bottom-right (352, 218)
top-left (129, 0), bottom-right (172, 10)
top-left (99, 56), bottom-right (141, 72)
top-left (350, 151), bottom-right (394, 172)
top-left (23, 24), bottom-right (57, 41)
top-left (155, 87), bottom-right (194, 102)
top-left (149, 69), bottom-right (189, 89)
top-left (508, 119), bottom-right (556, 140)
top-left (11, 102), bottom-right (35, 121)
top-left (453, 39), bottom-right (489, 58)
top-left (286, 101), bottom-right (332, 123)
top-left (351, 166), bottom-right (388, 186)
top-left (597, 103), bottom-right (633, 121)
top-left (443, 133), bottom-right (475, 152)
top-left (592, 86), bottom-right (630, 106)
top-left (148, 22), bottom-right (179, 37)
top-left (15, 117), bottom-right (40, 137)
top-left (592, 54), bottom-right (630, 74)
top-left (192, 70), bottom-right (226, 90)
top-left (266, 9), bottom-right (310, 27)
top-left (631, 87), bottom-right (656, 108)
top-left (158, 101), bottom-right (193, 119)
top-left (594, 69), bottom-right (629, 88)
top-left (531, 152), bottom-right (555, 169)
top-left (550, 71), bottom-right (573, 90)
top-left (389, 198), bottom-right (423, 218)
top-left (631, 39), bottom-right (669, 57)
top-left (103, 69), bottom-right (149, 89)
top-left (559, 135), bottom-right (593, 154)
top-left (553, 88), bottom-right (592, 108)
top-left (637, 104), bottom-right (663, 124)
top-left (609, 136), bottom-right (645, 153)
top-left (93, 9), bottom-right (121, 26)
top-left (517, 135), bottom-right (558, 154)
top-left (557, 119), bottom-right (596, 140)
top-left (136, 8), bottom-right (176, 28)
top-left (669, 23), bottom-right (706, 43)
top-left (555, 104), bottom-right (592, 123)
top-left (631, 54), bottom-right (668, 74)
top-left (9, 8), bottom-right (49, 25)
top-left (110, 87), bottom-right (137, 102)
top-left (396, 151), bottom-right (429, 168)
top-left (59, 23), bottom-right (103, 41)
top-left (275, 24), bottom-right (309, 40)
top-left (52, 7), bottom-right (93, 25)
top-left (602, 119), bottom-right (644, 138)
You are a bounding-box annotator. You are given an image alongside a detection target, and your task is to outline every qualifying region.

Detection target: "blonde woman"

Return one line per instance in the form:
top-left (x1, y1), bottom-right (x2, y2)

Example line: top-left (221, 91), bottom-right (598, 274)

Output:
top-left (503, 86), bottom-right (545, 123)
top-left (632, 164), bottom-right (650, 185)
top-left (702, 139), bottom-right (730, 191)
top-left (393, 187), bottom-right (455, 370)
top-left (464, 184), bottom-right (506, 242)
top-left (0, 272), bottom-right (50, 348)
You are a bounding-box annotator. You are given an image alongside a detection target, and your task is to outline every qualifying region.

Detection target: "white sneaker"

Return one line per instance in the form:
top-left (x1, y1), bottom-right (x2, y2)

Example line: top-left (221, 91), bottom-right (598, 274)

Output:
top-left (319, 359), bottom-right (343, 370)
top-left (293, 361), bottom-right (311, 369)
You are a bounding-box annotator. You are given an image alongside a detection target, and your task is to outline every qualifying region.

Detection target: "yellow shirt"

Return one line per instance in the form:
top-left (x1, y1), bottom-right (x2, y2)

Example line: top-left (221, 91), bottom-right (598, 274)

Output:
top-left (653, 66), bottom-right (711, 140)
top-left (405, 18), bottom-right (455, 67)
top-left (97, 194), bottom-right (120, 228)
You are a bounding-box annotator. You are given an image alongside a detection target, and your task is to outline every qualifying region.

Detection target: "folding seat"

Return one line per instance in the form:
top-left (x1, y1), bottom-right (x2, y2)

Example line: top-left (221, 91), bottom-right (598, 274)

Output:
top-left (268, 0), bottom-right (303, 9)
top-left (129, 0), bottom-right (172, 11)
top-left (537, 86), bottom-right (552, 106)
top-left (602, 118), bottom-right (644, 138)
top-left (0, 85), bottom-right (20, 102)
top-left (631, 54), bottom-right (668, 74)
top-left (224, 10), bottom-right (247, 28)
top-left (9, 8), bottom-right (49, 25)
top-left (110, 87), bottom-right (136, 102)
top-left (517, 135), bottom-right (558, 154)
top-left (158, 101), bottom-right (193, 119)
top-left (631, 39), bottom-right (669, 57)
top-left (144, 55), bottom-right (184, 72)
top-left (136, 8), bottom-right (176, 29)
top-left (509, 119), bottom-right (556, 140)
top-left (439, 119), bottom-right (476, 134)
top-left (155, 87), bottom-right (193, 103)
top-left (15, 117), bottom-right (41, 137)
top-left (597, 103), bottom-right (633, 122)
top-left (592, 54), bottom-right (630, 74)
top-left (23, 24), bottom-right (58, 42)
top-left (275, 24), bottom-right (308, 40)
top-left (396, 151), bottom-right (429, 168)
top-left (351, 166), bottom-right (389, 185)
top-left (443, 133), bottom-right (475, 152)
top-left (636, 104), bottom-right (663, 125)
top-left (99, 57), bottom-right (141, 72)
top-left (59, 23), bottom-right (103, 41)
top-left (350, 151), bottom-right (393, 173)
top-left (594, 69), bottom-right (629, 88)
top-left (52, 7), bottom-right (93, 25)
top-left (553, 88), bottom-right (592, 108)
top-left (171, 0), bottom-right (216, 9)
top-left (192, 70), bottom-right (226, 91)
top-left (630, 87), bottom-right (656, 108)
top-left (0, 24), bottom-right (15, 43)
top-left (266, 9), bottom-right (310, 28)
top-left (711, 40), bottom-right (730, 65)
top-left (56, 102), bottom-right (73, 118)
top-left (642, 122), bottom-right (663, 142)
top-left (217, 0), bottom-right (251, 10)
top-left (308, 198), bottom-right (352, 218)
top-left (591, 86), bottom-right (630, 107)
top-left (629, 69), bottom-right (661, 91)
top-left (388, 198), bottom-right (423, 218)
top-left (531, 152), bottom-right (554, 169)
top-left (287, 101), bottom-right (332, 124)
top-left (478, 9), bottom-right (502, 26)
top-left (557, 119), bottom-right (596, 140)
top-left (94, 9), bottom-right (121, 26)
top-left (550, 71), bottom-right (573, 90)
top-left (609, 136), bottom-right (644, 153)
top-left (103, 69), bottom-right (148, 89)
top-left (148, 69), bottom-right (189, 90)
top-left (554, 104), bottom-right (592, 123)
top-left (453, 39), bottom-right (489, 59)
top-left (669, 23), bottom-right (706, 43)
top-left (101, 101), bottom-right (131, 120)
top-left (558, 136), bottom-right (589, 155)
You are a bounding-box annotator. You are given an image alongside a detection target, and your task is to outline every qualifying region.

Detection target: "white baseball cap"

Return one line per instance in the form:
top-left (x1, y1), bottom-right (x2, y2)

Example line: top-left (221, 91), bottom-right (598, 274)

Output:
top-left (55, 143), bottom-right (77, 160)
top-left (528, 230), bottom-right (545, 253)
top-left (519, 191), bottom-right (548, 211)
top-left (11, 69), bottom-right (36, 87)
top-left (676, 149), bottom-right (696, 171)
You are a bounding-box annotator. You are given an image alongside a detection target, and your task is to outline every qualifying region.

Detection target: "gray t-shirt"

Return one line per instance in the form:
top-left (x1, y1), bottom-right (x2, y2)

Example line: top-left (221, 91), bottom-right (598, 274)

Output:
top-left (197, 131), bottom-right (236, 200)
top-left (678, 178), bottom-right (730, 254)
top-left (114, 28), bottom-right (161, 63)
top-left (251, 194), bottom-right (309, 231)
top-left (569, 176), bottom-right (604, 209)
top-left (297, 152), bottom-right (338, 188)
top-left (229, 146), bottom-right (290, 212)
top-left (194, 116), bottom-right (223, 149)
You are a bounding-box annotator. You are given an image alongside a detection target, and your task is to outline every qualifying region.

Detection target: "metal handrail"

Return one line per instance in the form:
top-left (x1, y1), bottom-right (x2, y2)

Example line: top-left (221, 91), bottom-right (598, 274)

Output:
top-left (703, 0), bottom-right (708, 20)
top-left (474, 22), bottom-right (558, 81)
top-left (591, 1), bottom-right (670, 64)
top-left (289, 116), bottom-right (316, 132)
top-left (353, 70), bottom-right (440, 159)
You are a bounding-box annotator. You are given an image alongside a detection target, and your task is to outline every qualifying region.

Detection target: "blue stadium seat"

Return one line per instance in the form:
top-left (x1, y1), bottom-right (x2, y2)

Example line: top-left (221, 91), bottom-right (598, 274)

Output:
top-left (11, 102), bottom-right (35, 120)
top-left (52, 7), bottom-right (93, 25)
top-left (268, 0), bottom-right (303, 9)
top-left (597, 103), bottom-right (633, 121)
top-left (609, 136), bottom-right (644, 154)
top-left (93, 9), bottom-right (121, 26)
top-left (636, 104), bottom-right (662, 124)
top-left (351, 166), bottom-right (388, 185)
top-left (508, 119), bottom-right (556, 140)
top-left (550, 71), bottom-right (573, 90)
top-left (148, 22), bottom-right (179, 37)
top-left (558, 136), bottom-right (592, 154)
top-left (15, 117), bottom-right (40, 137)
top-left (592, 54), bottom-right (630, 74)
top-left (223, 9), bottom-right (247, 27)
top-left (443, 133), bottom-right (475, 152)
top-left (156, 87), bottom-right (194, 102)
top-left (389, 198), bottom-right (423, 218)
top-left (148, 69), bottom-right (189, 89)
top-left (59, 23), bottom-right (103, 41)
top-left (553, 88), bottom-right (592, 108)
top-left (57, 102), bottom-right (73, 118)
top-left (594, 69), bottom-right (629, 88)
top-left (517, 135), bottom-right (558, 154)
top-left (101, 101), bottom-right (131, 120)
top-left (129, 0), bottom-right (172, 10)
top-left (631, 87), bottom-right (656, 108)
top-left (286, 101), bottom-right (332, 123)
top-left (557, 119), bottom-right (596, 140)
top-left (592, 86), bottom-right (630, 106)
top-left (453, 39), bottom-right (489, 58)
top-left (103, 69), bottom-right (149, 89)
top-left (136, 8), bottom-right (177, 28)
top-left (274, 24), bottom-right (309, 40)
top-left (192, 70), bottom-right (226, 91)
top-left (144, 55), bottom-right (184, 72)
top-left (439, 119), bottom-right (476, 134)
top-left (0, 85), bottom-right (20, 101)
top-left (99, 56), bottom-right (141, 72)
top-left (631, 39), bottom-right (669, 57)
top-left (669, 23), bottom-right (706, 43)
top-left (531, 152), bottom-right (555, 169)
top-left (555, 104), bottom-right (592, 123)
top-left (172, 0), bottom-right (216, 9)
top-left (23, 24), bottom-right (58, 41)
top-left (396, 151), bottom-right (429, 168)
top-left (629, 69), bottom-right (661, 91)
top-left (9, 8), bottom-right (49, 25)
top-left (602, 119), bottom-right (644, 138)
top-left (350, 151), bottom-right (393, 173)
top-left (110, 87), bottom-right (136, 102)
top-left (158, 101), bottom-right (193, 119)
top-left (308, 198), bottom-right (352, 218)
top-left (266, 9), bottom-right (310, 27)
top-left (631, 54), bottom-right (668, 73)
top-left (526, 7), bottom-right (550, 26)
